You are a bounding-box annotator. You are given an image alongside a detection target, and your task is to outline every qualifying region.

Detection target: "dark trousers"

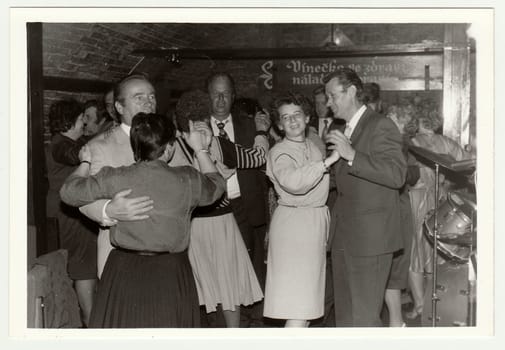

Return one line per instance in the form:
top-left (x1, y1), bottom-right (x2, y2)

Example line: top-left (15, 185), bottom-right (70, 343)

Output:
top-left (331, 247), bottom-right (353, 327)
top-left (343, 250), bottom-right (393, 327)
top-left (230, 197), bottom-right (266, 326)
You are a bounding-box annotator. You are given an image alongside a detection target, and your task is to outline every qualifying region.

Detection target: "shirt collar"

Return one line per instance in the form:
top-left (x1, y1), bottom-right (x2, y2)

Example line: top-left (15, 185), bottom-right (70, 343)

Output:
top-left (347, 105), bottom-right (367, 132)
top-left (211, 114), bottom-right (232, 125)
top-left (120, 123), bottom-right (131, 136)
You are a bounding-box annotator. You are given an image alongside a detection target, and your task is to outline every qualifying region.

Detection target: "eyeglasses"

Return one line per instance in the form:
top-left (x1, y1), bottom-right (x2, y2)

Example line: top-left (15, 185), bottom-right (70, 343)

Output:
top-left (209, 91), bottom-right (233, 99)
top-left (280, 112), bottom-right (305, 122)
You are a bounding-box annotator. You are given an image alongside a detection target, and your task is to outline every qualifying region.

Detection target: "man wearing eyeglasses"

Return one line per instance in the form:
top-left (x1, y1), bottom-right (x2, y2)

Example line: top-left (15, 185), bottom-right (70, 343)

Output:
top-left (324, 68), bottom-right (407, 327)
top-left (206, 72), bottom-right (270, 327)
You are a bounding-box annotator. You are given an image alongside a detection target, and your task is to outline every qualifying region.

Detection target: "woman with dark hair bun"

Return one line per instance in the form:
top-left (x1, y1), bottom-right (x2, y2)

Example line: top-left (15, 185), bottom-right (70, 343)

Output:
top-left (60, 112), bottom-right (226, 328)
top-left (46, 98), bottom-right (97, 327)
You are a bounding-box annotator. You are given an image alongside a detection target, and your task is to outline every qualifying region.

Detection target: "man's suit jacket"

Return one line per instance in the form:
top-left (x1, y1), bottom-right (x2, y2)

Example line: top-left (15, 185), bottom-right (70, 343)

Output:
top-left (232, 114), bottom-right (268, 227)
top-left (79, 126), bottom-right (134, 278)
top-left (330, 107), bottom-right (406, 257)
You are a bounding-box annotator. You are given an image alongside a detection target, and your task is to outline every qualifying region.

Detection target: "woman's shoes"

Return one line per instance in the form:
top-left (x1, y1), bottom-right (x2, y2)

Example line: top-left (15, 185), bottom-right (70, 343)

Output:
top-left (405, 305), bottom-right (423, 320)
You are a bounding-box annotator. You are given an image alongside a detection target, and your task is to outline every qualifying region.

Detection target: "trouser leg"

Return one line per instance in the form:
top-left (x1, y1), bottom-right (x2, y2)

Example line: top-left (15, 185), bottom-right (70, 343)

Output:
top-left (344, 251), bottom-right (393, 327)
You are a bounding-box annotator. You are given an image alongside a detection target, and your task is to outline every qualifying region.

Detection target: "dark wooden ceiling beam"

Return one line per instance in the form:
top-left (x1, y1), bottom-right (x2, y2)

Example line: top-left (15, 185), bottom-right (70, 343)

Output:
top-left (132, 44), bottom-right (446, 60)
top-left (43, 76), bottom-right (113, 93)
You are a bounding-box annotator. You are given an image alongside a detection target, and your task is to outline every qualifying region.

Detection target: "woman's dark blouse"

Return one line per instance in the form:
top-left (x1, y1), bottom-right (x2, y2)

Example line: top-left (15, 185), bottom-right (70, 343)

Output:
top-left (46, 133), bottom-right (88, 216)
top-left (60, 160), bottom-right (225, 252)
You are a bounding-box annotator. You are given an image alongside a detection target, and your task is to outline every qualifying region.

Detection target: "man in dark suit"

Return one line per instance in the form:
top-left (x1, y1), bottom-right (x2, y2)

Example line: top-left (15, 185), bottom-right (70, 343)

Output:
top-left (206, 72), bottom-right (269, 326)
top-left (324, 68), bottom-right (407, 327)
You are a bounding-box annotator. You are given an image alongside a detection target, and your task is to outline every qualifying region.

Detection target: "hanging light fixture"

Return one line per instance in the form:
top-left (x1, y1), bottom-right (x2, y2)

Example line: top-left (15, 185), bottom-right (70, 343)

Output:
top-left (324, 24), bottom-right (353, 48)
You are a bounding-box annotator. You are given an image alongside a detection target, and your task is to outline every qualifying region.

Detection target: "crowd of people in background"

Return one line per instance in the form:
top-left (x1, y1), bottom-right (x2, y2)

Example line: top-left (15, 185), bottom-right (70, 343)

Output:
top-left (45, 67), bottom-right (470, 328)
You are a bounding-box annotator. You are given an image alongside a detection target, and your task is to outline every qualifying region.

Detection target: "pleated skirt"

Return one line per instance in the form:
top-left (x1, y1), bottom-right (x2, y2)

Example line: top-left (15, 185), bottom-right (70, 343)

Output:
top-left (89, 249), bottom-right (200, 328)
top-left (188, 213), bottom-right (264, 313)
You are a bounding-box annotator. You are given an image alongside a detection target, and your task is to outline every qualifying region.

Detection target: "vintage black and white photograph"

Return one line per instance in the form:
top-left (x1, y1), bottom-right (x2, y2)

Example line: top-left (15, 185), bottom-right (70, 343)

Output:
top-left (6, 4), bottom-right (498, 344)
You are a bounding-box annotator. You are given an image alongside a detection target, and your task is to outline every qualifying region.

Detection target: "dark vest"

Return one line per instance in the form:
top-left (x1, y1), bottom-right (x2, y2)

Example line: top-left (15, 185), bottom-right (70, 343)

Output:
top-left (232, 114), bottom-right (268, 227)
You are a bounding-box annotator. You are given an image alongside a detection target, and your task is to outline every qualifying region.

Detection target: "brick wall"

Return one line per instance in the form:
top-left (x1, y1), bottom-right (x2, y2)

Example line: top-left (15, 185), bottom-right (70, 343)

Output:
top-left (41, 23), bottom-right (446, 141)
top-left (42, 22), bottom-right (445, 83)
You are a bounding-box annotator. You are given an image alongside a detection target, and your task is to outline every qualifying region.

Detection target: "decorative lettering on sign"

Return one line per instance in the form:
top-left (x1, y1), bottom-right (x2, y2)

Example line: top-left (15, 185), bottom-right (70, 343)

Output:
top-left (286, 60), bottom-right (344, 74)
top-left (279, 56), bottom-right (442, 91)
top-left (260, 60), bottom-right (274, 90)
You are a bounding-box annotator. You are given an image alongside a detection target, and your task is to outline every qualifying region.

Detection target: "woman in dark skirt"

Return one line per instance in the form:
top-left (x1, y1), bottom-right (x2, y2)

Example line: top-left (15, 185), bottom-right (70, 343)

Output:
top-left (60, 113), bottom-right (225, 328)
top-left (45, 99), bottom-right (98, 327)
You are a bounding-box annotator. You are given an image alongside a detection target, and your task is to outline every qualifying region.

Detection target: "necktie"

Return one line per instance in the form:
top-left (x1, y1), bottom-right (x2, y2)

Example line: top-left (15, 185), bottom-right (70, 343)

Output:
top-left (216, 121), bottom-right (229, 140)
top-left (344, 123), bottom-right (353, 138)
top-left (322, 119), bottom-right (329, 140)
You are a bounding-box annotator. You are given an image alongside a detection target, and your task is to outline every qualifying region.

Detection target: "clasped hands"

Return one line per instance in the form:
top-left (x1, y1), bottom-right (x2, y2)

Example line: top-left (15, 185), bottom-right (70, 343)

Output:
top-left (325, 129), bottom-right (356, 162)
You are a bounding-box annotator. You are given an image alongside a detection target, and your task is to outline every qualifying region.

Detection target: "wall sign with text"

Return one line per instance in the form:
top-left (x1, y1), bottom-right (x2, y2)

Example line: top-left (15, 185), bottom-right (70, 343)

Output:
top-left (259, 54), bottom-right (443, 93)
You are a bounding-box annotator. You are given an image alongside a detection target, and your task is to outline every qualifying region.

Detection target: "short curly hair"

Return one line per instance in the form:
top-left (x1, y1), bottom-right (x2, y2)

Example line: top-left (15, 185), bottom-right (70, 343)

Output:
top-left (386, 104), bottom-right (416, 122)
top-left (48, 99), bottom-right (83, 134)
top-left (417, 111), bottom-right (443, 132)
top-left (175, 89), bottom-right (211, 132)
top-left (387, 103), bottom-right (418, 136)
top-left (270, 91), bottom-right (312, 126)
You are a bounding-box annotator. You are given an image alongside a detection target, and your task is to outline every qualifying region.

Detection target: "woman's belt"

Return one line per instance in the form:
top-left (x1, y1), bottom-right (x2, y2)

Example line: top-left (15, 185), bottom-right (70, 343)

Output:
top-left (277, 203), bottom-right (327, 209)
top-left (114, 246), bottom-right (174, 256)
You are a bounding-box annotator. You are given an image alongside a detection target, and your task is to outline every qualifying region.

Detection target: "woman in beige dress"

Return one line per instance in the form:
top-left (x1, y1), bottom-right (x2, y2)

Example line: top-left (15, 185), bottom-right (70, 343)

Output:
top-left (263, 92), bottom-right (340, 327)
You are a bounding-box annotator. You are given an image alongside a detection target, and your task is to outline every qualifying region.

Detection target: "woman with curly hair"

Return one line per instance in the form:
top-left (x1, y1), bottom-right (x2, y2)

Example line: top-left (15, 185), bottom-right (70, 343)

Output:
top-left (406, 111), bottom-right (468, 320)
top-left (173, 89), bottom-right (268, 327)
top-left (263, 92), bottom-right (340, 327)
top-left (45, 99), bottom-right (97, 326)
